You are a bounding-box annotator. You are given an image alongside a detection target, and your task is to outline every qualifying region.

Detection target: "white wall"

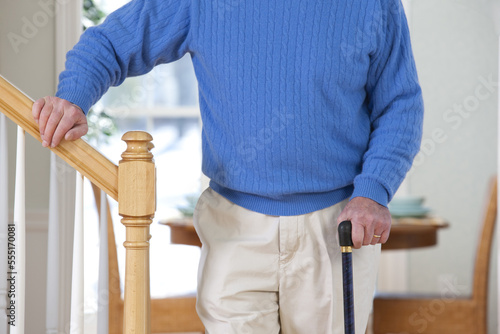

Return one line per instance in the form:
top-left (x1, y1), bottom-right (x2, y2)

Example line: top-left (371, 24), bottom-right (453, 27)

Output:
top-left (407, 0), bottom-right (498, 332)
top-left (0, 0), bottom-right (56, 331)
top-left (0, 0), bottom-right (55, 208)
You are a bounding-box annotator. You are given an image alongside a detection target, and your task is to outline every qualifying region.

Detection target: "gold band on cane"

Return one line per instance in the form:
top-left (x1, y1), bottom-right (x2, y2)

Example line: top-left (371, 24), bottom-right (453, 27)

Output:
top-left (341, 246), bottom-right (352, 253)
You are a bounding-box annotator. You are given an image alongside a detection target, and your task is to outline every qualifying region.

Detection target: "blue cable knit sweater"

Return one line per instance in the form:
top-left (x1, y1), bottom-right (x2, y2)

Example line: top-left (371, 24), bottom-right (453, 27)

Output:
top-left (57, 0), bottom-right (423, 216)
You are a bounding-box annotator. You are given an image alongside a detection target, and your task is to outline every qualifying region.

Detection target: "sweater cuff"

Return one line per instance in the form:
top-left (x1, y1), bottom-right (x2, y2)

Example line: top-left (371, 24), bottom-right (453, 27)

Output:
top-left (56, 90), bottom-right (92, 115)
top-left (351, 177), bottom-right (390, 207)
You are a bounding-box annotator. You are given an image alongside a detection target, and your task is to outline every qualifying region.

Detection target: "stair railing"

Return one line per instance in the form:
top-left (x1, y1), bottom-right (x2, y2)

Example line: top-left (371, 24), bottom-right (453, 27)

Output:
top-left (0, 74), bottom-right (155, 334)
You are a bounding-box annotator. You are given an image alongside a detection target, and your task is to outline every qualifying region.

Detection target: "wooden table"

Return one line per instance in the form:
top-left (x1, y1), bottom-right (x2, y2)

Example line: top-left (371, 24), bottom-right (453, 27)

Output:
top-left (383, 216), bottom-right (448, 250)
top-left (160, 216), bottom-right (448, 251)
top-left (161, 218), bottom-right (202, 248)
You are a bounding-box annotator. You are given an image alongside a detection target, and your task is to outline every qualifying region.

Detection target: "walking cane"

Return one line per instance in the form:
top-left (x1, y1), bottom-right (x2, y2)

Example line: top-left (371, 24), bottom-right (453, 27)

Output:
top-left (338, 220), bottom-right (355, 334)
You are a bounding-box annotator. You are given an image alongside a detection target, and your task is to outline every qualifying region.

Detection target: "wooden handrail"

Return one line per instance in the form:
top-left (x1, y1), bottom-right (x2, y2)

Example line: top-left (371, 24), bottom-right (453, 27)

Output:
top-left (0, 75), bottom-right (118, 201)
top-left (1, 74), bottom-right (155, 333)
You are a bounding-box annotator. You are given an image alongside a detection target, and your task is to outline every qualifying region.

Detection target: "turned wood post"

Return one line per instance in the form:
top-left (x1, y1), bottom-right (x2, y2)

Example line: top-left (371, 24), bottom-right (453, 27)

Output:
top-left (118, 131), bottom-right (155, 334)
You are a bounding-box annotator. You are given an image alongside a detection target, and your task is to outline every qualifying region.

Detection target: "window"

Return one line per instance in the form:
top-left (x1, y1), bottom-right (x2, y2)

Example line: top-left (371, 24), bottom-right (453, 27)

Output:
top-left (93, 54), bottom-right (203, 218)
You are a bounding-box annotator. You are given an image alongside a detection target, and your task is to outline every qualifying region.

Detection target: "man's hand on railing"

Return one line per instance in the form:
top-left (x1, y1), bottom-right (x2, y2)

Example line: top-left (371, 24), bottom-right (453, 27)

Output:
top-left (32, 96), bottom-right (88, 148)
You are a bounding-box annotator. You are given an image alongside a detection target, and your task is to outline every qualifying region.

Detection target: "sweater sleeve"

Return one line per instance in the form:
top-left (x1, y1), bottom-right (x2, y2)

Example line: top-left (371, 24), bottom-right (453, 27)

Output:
top-left (56, 0), bottom-right (192, 113)
top-left (350, 0), bottom-right (423, 206)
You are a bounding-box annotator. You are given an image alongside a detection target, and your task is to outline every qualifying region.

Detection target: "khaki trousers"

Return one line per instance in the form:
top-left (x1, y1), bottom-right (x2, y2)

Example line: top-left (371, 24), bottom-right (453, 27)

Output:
top-left (193, 188), bottom-right (380, 334)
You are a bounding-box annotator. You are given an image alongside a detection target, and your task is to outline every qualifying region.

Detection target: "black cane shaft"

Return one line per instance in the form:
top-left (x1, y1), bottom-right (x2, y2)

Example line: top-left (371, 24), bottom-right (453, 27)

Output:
top-left (338, 220), bottom-right (355, 334)
top-left (342, 252), bottom-right (355, 334)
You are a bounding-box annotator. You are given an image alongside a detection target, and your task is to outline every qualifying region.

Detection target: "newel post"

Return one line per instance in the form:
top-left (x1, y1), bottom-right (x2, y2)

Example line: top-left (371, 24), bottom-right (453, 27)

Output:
top-left (118, 131), bottom-right (155, 334)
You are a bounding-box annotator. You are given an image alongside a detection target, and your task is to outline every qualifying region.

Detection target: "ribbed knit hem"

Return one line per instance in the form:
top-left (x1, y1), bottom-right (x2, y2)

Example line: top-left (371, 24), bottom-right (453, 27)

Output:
top-left (351, 177), bottom-right (390, 207)
top-left (210, 182), bottom-right (353, 216)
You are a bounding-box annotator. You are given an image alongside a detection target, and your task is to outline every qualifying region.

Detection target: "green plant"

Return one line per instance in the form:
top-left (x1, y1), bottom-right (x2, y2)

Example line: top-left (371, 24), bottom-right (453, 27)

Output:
top-left (83, 0), bottom-right (106, 30)
top-left (84, 107), bottom-right (117, 145)
top-left (176, 194), bottom-right (199, 217)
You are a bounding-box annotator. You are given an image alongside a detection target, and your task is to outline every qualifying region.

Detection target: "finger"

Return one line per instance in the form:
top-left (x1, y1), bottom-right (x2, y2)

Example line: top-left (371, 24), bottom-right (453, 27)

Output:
top-left (50, 105), bottom-right (88, 146)
top-left (38, 97), bottom-right (54, 138)
top-left (350, 221), bottom-right (365, 249)
top-left (64, 123), bottom-right (88, 142)
top-left (42, 106), bottom-right (64, 147)
top-left (379, 229), bottom-right (391, 244)
top-left (370, 233), bottom-right (381, 245)
top-left (362, 222), bottom-right (375, 246)
top-left (50, 114), bottom-right (80, 147)
top-left (32, 98), bottom-right (46, 124)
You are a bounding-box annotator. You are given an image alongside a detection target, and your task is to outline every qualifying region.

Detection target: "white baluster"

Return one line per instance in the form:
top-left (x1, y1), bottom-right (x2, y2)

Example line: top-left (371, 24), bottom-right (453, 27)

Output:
top-left (10, 126), bottom-right (25, 334)
top-left (46, 153), bottom-right (60, 334)
top-left (97, 190), bottom-right (109, 334)
top-left (0, 114), bottom-right (9, 334)
top-left (46, 153), bottom-right (77, 334)
top-left (70, 173), bottom-right (84, 334)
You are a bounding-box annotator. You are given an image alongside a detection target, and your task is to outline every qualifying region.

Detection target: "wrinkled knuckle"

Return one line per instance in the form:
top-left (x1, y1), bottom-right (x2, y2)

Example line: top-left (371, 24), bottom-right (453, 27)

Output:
top-left (60, 99), bottom-right (72, 109)
top-left (53, 98), bottom-right (65, 109)
top-left (350, 211), bottom-right (363, 220)
top-left (69, 107), bottom-right (82, 118)
top-left (46, 96), bottom-right (57, 105)
top-left (53, 108), bottom-right (64, 118)
top-left (360, 214), bottom-right (373, 226)
top-left (33, 98), bottom-right (44, 107)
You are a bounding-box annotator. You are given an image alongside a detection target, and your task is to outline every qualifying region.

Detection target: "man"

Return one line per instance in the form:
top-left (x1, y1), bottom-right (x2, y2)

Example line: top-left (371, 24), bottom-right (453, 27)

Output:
top-left (32, 0), bottom-right (423, 332)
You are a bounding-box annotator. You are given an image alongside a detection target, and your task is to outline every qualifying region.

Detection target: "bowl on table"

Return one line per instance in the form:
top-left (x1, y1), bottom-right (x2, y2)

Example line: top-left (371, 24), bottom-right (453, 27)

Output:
top-left (389, 196), bottom-right (430, 218)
